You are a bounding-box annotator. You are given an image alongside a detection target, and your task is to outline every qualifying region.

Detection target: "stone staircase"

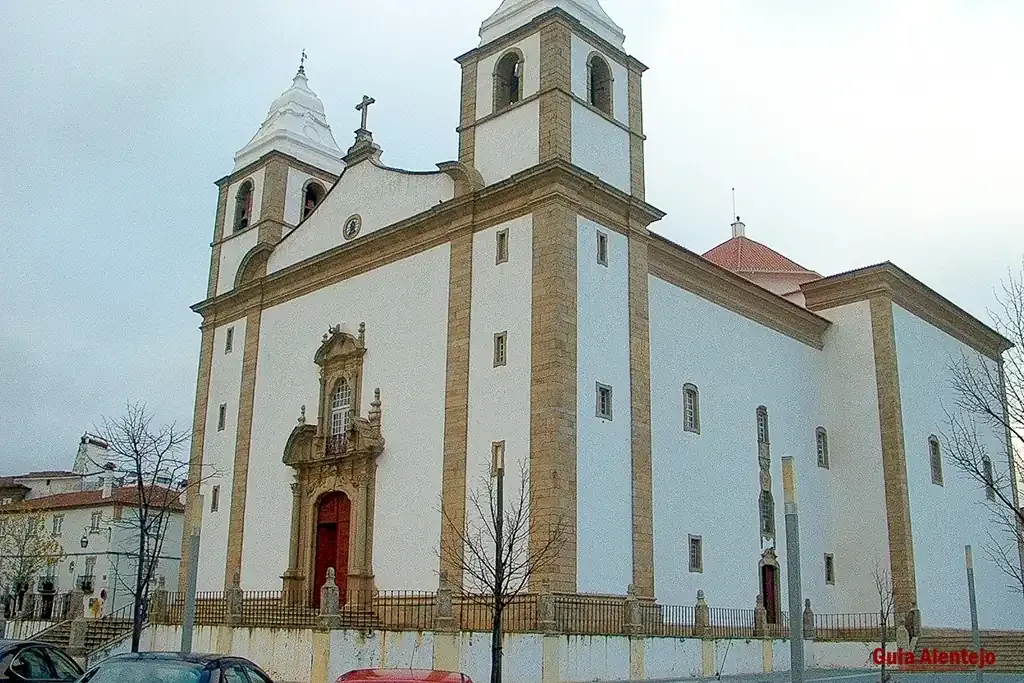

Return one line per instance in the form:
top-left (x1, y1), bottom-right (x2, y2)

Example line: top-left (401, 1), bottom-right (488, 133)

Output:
top-left (34, 618), bottom-right (135, 654)
top-left (899, 629), bottom-right (1024, 673)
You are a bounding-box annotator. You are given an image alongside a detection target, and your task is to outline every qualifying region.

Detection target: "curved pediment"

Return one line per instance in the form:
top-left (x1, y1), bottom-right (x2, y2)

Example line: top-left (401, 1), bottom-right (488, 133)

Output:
top-left (314, 323), bottom-right (366, 367)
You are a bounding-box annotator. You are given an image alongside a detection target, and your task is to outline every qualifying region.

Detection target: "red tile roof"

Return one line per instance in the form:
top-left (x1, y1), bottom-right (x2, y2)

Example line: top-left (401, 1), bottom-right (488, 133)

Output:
top-left (0, 485), bottom-right (184, 513)
top-left (702, 236), bottom-right (820, 277)
top-left (15, 470), bottom-right (80, 479)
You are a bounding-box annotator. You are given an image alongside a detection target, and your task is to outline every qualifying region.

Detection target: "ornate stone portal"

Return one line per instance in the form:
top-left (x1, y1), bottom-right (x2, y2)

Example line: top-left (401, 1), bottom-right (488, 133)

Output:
top-left (281, 323), bottom-right (385, 605)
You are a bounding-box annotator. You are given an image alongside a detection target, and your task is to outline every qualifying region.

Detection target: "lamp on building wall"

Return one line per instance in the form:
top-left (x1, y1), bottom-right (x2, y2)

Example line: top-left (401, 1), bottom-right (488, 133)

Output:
top-left (80, 533), bottom-right (89, 549)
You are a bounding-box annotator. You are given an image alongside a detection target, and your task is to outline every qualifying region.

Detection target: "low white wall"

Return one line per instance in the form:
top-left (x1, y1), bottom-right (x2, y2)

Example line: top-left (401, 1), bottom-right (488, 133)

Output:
top-left (1, 619), bottom-right (57, 640)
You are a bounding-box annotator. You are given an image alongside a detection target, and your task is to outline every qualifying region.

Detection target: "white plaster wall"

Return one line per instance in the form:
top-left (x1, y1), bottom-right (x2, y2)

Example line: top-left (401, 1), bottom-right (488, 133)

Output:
top-left (475, 33), bottom-right (542, 120)
top-left (197, 317), bottom-right (246, 590)
top-left (648, 276), bottom-right (827, 611)
top-left (215, 227), bottom-right (259, 296)
top-left (241, 246), bottom-right (450, 591)
top-left (815, 301), bottom-right (889, 613)
top-left (644, 638), bottom-right (703, 679)
top-left (718, 639), bottom-right (764, 677)
top-left (284, 167), bottom-right (315, 227)
top-left (577, 218), bottom-right (632, 594)
top-left (807, 640), bottom-right (880, 670)
top-left (571, 101), bottom-right (630, 193)
top-left (328, 630), bottom-right (435, 680)
top-left (893, 303), bottom-right (1020, 629)
top-left (465, 216), bottom-right (533, 584)
top-left (560, 635), bottom-right (630, 682)
top-left (570, 35), bottom-right (629, 124)
top-left (461, 632), bottom-right (543, 683)
top-left (269, 162), bottom-right (454, 273)
top-left (147, 625), bottom-right (314, 683)
top-left (474, 100), bottom-right (540, 187)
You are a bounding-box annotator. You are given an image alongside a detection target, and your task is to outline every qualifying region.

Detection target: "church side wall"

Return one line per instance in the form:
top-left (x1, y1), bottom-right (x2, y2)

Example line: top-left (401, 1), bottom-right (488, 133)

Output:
top-left (474, 101), bottom-right (540, 187)
top-left (268, 163), bottom-right (454, 274)
top-left (815, 301), bottom-right (889, 613)
top-left (466, 216), bottom-right (533, 568)
top-left (197, 318), bottom-right (247, 590)
top-left (241, 244), bottom-right (451, 590)
top-left (576, 217), bottom-right (633, 594)
top-left (648, 276), bottom-right (826, 610)
top-left (892, 304), bottom-right (1019, 629)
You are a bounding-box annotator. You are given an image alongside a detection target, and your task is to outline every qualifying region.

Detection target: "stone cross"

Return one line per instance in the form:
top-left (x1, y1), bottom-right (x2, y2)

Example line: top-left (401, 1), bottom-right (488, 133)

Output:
top-left (356, 95), bottom-right (376, 131)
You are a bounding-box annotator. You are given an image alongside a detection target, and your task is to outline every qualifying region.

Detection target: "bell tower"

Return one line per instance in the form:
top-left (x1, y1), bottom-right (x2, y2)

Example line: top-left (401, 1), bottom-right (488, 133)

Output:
top-left (456, 0), bottom-right (647, 199)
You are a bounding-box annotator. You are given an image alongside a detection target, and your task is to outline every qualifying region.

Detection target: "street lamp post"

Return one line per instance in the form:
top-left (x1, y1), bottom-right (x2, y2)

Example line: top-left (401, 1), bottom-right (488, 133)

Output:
top-left (490, 442), bottom-right (505, 683)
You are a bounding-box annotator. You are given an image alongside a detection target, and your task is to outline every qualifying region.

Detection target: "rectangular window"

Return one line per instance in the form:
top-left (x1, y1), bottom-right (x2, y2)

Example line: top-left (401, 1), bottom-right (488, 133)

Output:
top-left (90, 511), bottom-right (101, 530)
top-left (211, 485), bottom-right (221, 513)
top-left (52, 515), bottom-right (63, 536)
top-left (816, 428), bottom-right (830, 469)
top-left (496, 229), bottom-right (509, 264)
top-left (596, 231), bottom-right (609, 266)
top-left (225, 326), bottom-right (234, 354)
top-left (825, 554), bottom-right (835, 585)
top-left (688, 535), bottom-right (703, 573)
top-left (596, 383), bottom-right (613, 420)
top-left (218, 403), bottom-right (227, 432)
top-left (929, 437), bottom-right (943, 486)
top-left (493, 331), bottom-right (508, 367)
top-left (112, 506), bottom-right (122, 521)
top-left (682, 385), bottom-right (700, 434)
top-left (983, 458), bottom-right (995, 501)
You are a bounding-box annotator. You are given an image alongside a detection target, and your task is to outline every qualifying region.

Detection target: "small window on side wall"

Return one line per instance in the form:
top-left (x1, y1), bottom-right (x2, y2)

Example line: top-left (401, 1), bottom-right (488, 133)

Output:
top-left (596, 231), bottom-right (609, 266)
top-left (688, 535), bottom-right (703, 573)
top-left (928, 435), bottom-right (943, 486)
top-left (211, 485), bottom-right (220, 513)
top-left (494, 51), bottom-right (523, 110)
top-left (493, 331), bottom-right (508, 368)
top-left (816, 427), bottom-right (829, 469)
top-left (596, 383), bottom-right (613, 420)
top-left (233, 180), bottom-right (254, 232)
top-left (825, 554), bottom-right (835, 585)
top-left (756, 406), bottom-right (770, 444)
top-left (983, 456), bottom-right (995, 501)
top-left (587, 53), bottom-right (613, 115)
top-left (225, 326), bottom-right (234, 354)
top-left (496, 229), bottom-right (509, 265)
top-left (682, 384), bottom-right (700, 434)
top-left (217, 404), bottom-right (227, 432)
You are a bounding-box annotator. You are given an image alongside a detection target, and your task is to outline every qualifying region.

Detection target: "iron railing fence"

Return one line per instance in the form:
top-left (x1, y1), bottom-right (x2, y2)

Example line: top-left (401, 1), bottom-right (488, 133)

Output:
top-left (814, 611), bottom-right (893, 641)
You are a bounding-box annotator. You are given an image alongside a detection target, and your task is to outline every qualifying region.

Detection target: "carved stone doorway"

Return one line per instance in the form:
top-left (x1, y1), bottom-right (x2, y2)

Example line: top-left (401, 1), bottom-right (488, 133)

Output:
top-left (760, 548), bottom-right (781, 624)
top-left (313, 492), bottom-right (351, 607)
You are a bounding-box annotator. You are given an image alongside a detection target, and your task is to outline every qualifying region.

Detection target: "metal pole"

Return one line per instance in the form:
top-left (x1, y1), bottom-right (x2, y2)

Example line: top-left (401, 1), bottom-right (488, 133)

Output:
top-left (181, 495), bottom-right (203, 654)
top-left (491, 443), bottom-right (505, 683)
top-left (782, 457), bottom-right (804, 683)
top-left (966, 545), bottom-right (982, 683)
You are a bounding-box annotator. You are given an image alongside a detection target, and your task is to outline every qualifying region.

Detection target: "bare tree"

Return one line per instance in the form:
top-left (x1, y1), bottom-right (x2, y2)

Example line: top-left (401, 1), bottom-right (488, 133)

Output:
top-left (440, 456), bottom-right (568, 683)
top-left (0, 512), bottom-right (63, 617)
top-left (874, 563), bottom-right (896, 683)
top-left (945, 260), bottom-right (1024, 596)
top-left (91, 402), bottom-right (207, 652)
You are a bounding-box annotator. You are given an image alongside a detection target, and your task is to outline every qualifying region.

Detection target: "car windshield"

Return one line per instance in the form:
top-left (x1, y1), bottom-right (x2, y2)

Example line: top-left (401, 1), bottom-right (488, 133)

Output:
top-left (88, 660), bottom-right (204, 683)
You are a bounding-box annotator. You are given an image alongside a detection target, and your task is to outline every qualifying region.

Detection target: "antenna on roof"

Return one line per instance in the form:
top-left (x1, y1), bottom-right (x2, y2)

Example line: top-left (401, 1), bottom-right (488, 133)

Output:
top-left (732, 188), bottom-right (737, 221)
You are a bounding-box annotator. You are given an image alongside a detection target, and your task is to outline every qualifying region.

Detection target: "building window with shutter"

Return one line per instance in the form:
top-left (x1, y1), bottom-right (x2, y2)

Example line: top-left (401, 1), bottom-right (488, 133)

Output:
top-left (688, 535), bottom-right (703, 573)
top-left (596, 383), bottom-right (613, 420)
top-left (496, 229), bottom-right (509, 265)
top-left (596, 231), bottom-right (609, 266)
top-left (816, 427), bottom-right (829, 469)
top-left (493, 332), bottom-right (508, 367)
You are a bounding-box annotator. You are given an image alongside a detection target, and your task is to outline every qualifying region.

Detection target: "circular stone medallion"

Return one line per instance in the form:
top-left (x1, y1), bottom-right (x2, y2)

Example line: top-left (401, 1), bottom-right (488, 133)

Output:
top-left (343, 214), bottom-right (362, 240)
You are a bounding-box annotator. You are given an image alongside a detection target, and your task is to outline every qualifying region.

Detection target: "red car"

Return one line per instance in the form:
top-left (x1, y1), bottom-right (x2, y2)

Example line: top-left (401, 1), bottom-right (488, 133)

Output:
top-left (336, 670), bottom-right (473, 683)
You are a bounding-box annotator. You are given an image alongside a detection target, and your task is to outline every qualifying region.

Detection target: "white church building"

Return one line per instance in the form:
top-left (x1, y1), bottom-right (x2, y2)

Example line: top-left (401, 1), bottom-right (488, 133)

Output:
top-left (182, 0), bottom-right (1020, 630)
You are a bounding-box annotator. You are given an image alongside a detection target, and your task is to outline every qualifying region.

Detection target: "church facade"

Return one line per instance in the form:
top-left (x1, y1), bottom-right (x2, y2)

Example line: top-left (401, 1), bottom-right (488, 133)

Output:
top-left (182, 0), bottom-right (1020, 630)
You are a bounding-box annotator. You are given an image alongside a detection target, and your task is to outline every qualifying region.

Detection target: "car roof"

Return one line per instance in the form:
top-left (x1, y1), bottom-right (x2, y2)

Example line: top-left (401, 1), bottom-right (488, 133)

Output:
top-left (338, 670), bottom-right (470, 682)
top-left (104, 651), bottom-right (229, 666)
top-left (0, 640), bottom-right (57, 652)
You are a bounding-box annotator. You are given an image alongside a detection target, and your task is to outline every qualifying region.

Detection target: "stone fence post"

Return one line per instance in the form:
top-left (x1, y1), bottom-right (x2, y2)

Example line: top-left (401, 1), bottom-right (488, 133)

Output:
top-left (150, 577), bottom-right (168, 624)
top-left (226, 573), bottom-right (243, 626)
top-left (624, 585), bottom-right (643, 636)
top-left (433, 572), bottom-right (455, 632)
top-left (537, 580), bottom-right (556, 634)
top-left (753, 594), bottom-right (767, 637)
top-left (68, 589), bottom-right (85, 620)
top-left (693, 590), bottom-right (709, 637)
top-left (802, 598), bottom-right (815, 640)
top-left (318, 568), bottom-right (342, 630)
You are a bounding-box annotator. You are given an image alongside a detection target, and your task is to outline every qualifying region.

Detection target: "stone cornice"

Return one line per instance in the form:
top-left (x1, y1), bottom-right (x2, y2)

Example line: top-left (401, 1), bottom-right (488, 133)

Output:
top-left (214, 149), bottom-right (340, 189)
top-left (192, 160), bottom-right (665, 322)
top-left (801, 262), bottom-right (1012, 361)
top-left (456, 8), bottom-right (646, 72)
top-left (648, 234), bottom-right (831, 350)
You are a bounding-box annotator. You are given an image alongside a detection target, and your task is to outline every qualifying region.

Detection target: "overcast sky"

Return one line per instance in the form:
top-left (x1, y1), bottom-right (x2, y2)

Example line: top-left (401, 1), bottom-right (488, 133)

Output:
top-left (1, 0), bottom-right (1021, 474)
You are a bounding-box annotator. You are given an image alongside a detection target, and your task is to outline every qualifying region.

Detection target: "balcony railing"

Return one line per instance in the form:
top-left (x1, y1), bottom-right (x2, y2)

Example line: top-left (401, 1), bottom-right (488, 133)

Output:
top-left (326, 433), bottom-right (346, 456)
top-left (76, 574), bottom-right (95, 594)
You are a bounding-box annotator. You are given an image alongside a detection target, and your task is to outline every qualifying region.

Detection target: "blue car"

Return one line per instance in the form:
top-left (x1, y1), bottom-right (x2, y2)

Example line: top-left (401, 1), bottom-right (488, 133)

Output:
top-left (75, 652), bottom-right (274, 683)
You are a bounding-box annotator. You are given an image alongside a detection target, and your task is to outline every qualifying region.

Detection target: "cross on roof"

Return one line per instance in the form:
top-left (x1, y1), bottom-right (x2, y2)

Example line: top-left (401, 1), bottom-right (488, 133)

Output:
top-left (356, 95), bottom-right (375, 131)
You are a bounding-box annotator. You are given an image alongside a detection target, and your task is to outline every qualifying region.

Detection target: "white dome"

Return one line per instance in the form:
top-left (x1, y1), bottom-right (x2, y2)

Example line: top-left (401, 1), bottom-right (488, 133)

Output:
top-left (480, 0), bottom-right (625, 49)
top-left (234, 67), bottom-right (344, 173)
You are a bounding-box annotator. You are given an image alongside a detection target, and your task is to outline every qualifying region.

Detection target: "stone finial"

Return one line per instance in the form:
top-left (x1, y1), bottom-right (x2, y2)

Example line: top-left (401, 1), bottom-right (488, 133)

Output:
top-left (626, 584), bottom-right (638, 598)
top-left (298, 405), bottom-right (306, 425)
top-left (368, 388), bottom-right (382, 425)
top-left (803, 597), bottom-right (815, 640)
top-left (320, 568), bottom-right (341, 620)
top-left (694, 590), bottom-right (709, 636)
top-left (358, 322), bottom-right (366, 346)
top-left (753, 593), bottom-right (767, 637)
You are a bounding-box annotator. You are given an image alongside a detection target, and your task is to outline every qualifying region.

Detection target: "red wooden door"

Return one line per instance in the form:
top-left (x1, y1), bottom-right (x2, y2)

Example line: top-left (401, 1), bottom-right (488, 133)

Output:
top-left (314, 492), bottom-right (351, 606)
top-left (761, 564), bottom-right (778, 624)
